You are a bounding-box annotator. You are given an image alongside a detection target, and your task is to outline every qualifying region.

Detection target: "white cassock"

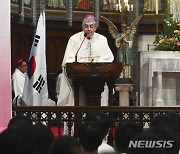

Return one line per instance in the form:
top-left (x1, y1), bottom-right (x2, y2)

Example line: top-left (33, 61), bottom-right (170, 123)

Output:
top-left (12, 68), bottom-right (25, 98)
top-left (57, 31), bottom-right (114, 106)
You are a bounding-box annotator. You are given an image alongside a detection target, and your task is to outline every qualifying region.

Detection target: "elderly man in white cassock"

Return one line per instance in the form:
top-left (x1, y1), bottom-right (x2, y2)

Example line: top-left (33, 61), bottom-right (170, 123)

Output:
top-left (57, 14), bottom-right (114, 106)
top-left (12, 59), bottom-right (27, 105)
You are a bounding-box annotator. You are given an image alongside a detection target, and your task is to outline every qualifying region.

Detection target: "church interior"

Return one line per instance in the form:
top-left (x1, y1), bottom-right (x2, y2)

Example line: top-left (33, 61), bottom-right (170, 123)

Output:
top-left (2, 0), bottom-right (180, 143)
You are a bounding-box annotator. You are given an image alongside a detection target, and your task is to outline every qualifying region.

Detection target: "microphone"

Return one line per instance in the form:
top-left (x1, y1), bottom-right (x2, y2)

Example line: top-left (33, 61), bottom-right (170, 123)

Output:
top-left (74, 33), bottom-right (87, 62)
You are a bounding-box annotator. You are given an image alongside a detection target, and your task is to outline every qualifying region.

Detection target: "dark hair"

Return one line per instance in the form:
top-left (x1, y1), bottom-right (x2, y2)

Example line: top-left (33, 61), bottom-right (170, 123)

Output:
top-left (84, 110), bottom-right (110, 138)
top-left (78, 122), bottom-right (104, 152)
top-left (0, 126), bottom-right (35, 154)
top-left (151, 112), bottom-right (180, 133)
top-left (8, 114), bottom-right (32, 129)
top-left (31, 123), bottom-right (54, 154)
top-left (115, 122), bottom-right (143, 153)
top-left (127, 127), bottom-right (180, 154)
top-left (49, 135), bottom-right (81, 154)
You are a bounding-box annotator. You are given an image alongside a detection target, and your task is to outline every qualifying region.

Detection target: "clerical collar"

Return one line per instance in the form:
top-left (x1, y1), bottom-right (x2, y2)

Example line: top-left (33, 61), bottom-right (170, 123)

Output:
top-left (87, 35), bottom-right (95, 40)
top-left (86, 35), bottom-right (95, 41)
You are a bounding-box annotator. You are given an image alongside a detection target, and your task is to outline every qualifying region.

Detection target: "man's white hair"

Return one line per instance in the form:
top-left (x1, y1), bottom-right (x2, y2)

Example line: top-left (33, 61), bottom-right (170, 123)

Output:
top-left (82, 14), bottom-right (97, 26)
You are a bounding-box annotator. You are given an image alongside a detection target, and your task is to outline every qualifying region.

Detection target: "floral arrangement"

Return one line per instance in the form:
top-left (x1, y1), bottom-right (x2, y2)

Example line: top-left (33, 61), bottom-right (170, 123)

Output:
top-left (155, 17), bottom-right (180, 51)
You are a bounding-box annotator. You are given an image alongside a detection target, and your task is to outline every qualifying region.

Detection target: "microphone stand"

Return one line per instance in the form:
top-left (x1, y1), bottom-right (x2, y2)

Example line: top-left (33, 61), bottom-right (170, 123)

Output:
top-left (74, 33), bottom-right (87, 62)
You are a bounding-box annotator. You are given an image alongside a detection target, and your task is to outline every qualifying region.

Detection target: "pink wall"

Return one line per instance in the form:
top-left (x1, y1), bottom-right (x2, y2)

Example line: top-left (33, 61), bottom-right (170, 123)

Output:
top-left (0, 0), bottom-right (11, 132)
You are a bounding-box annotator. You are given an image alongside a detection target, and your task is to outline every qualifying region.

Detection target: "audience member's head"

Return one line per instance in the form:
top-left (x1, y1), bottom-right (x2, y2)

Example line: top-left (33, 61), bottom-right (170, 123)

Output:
top-left (84, 110), bottom-right (110, 138)
top-left (0, 125), bottom-right (35, 154)
top-left (151, 112), bottom-right (180, 133)
top-left (78, 121), bottom-right (104, 153)
top-left (31, 123), bottom-right (54, 154)
top-left (115, 121), bottom-right (143, 153)
top-left (49, 135), bottom-right (82, 154)
top-left (8, 114), bottom-right (32, 129)
top-left (127, 127), bottom-right (179, 154)
top-left (147, 127), bottom-right (179, 154)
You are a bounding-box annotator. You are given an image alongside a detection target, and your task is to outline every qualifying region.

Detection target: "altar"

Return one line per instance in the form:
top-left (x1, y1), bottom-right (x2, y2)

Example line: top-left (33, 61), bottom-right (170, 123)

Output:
top-left (140, 51), bottom-right (180, 106)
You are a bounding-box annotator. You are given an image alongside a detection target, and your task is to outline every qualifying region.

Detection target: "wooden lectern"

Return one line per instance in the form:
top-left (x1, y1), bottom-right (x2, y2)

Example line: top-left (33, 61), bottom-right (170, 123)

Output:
top-left (66, 62), bottom-right (123, 106)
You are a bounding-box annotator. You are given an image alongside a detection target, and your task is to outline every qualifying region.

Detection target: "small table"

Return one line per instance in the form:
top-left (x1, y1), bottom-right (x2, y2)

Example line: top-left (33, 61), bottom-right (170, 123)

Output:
top-left (149, 58), bottom-right (180, 106)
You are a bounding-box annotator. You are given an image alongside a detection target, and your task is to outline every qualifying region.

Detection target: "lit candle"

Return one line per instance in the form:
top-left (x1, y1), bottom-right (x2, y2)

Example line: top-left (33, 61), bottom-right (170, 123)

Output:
top-left (131, 4), bottom-right (133, 11)
top-left (127, 4), bottom-right (130, 11)
top-left (116, 4), bottom-right (119, 11)
top-left (156, 0), bottom-right (158, 14)
top-left (119, 4), bottom-right (122, 12)
top-left (124, 0), bottom-right (127, 6)
top-left (118, 0), bottom-right (121, 12)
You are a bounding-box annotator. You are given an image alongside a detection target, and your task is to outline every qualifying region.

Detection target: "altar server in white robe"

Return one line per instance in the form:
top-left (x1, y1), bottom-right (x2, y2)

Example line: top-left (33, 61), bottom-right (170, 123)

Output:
top-left (57, 14), bottom-right (114, 106)
top-left (12, 59), bottom-right (27, 105)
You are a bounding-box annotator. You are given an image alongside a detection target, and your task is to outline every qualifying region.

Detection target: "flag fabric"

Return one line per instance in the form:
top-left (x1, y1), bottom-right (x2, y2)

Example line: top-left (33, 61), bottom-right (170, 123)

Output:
top-left (22, 9), bottom-right (48, 106)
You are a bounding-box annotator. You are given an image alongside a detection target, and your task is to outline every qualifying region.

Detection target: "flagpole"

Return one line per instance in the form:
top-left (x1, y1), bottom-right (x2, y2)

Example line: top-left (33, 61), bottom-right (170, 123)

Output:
top-left (41, 0), bottom-right (47, 12)
top-left (22, 3), bottom-right (49, 106)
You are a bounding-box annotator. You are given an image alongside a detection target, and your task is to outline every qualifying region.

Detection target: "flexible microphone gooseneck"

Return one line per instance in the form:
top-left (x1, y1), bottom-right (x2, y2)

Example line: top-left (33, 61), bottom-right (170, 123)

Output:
top-left (74, 33), bottom-right (87, 62)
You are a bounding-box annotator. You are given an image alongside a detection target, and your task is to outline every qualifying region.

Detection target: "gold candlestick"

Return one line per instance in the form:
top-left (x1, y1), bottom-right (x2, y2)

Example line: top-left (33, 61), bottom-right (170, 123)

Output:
top-left (154, 14), bottom-right (159, 44)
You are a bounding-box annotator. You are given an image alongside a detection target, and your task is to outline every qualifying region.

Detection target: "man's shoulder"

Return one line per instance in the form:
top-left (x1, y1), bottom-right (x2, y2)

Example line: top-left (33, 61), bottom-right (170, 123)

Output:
top-left (12, 69), bottom-right (25, 78)
top-left (95, 33), bottom-right (107, 40)
top-left (12, 69), bottom-right (18, 76)
top-left (98, 142), bottom-right (115, 153)
top-left (70, 31), bottom-right (84, 39)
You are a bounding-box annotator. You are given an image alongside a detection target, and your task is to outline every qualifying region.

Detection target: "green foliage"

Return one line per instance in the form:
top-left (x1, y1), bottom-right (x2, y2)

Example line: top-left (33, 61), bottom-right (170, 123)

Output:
top-left (155, 17), bottom-right (180, 51)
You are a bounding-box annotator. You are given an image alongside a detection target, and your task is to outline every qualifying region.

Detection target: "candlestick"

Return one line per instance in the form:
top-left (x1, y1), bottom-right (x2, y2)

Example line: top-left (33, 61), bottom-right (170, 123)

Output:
top-left (156, 0), bottom-right (158, 14)
top-left (153, 14), bottom-right (159, 44)
top-left (127, 4), bottom-right (130, 11)
top-left (119, 5), bottom-right (122, 12)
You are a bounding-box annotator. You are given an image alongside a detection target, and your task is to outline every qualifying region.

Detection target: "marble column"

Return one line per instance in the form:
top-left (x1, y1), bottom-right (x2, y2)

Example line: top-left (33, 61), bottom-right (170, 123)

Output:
top-left (115, 84), bottom-right (134, 106)
top-left (155, 71), bottom-right (164, 106)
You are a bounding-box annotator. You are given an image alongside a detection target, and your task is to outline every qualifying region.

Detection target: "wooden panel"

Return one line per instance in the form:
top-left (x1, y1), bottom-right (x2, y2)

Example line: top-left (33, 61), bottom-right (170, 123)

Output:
top-left (12, 106), bottom-right (180, 145)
